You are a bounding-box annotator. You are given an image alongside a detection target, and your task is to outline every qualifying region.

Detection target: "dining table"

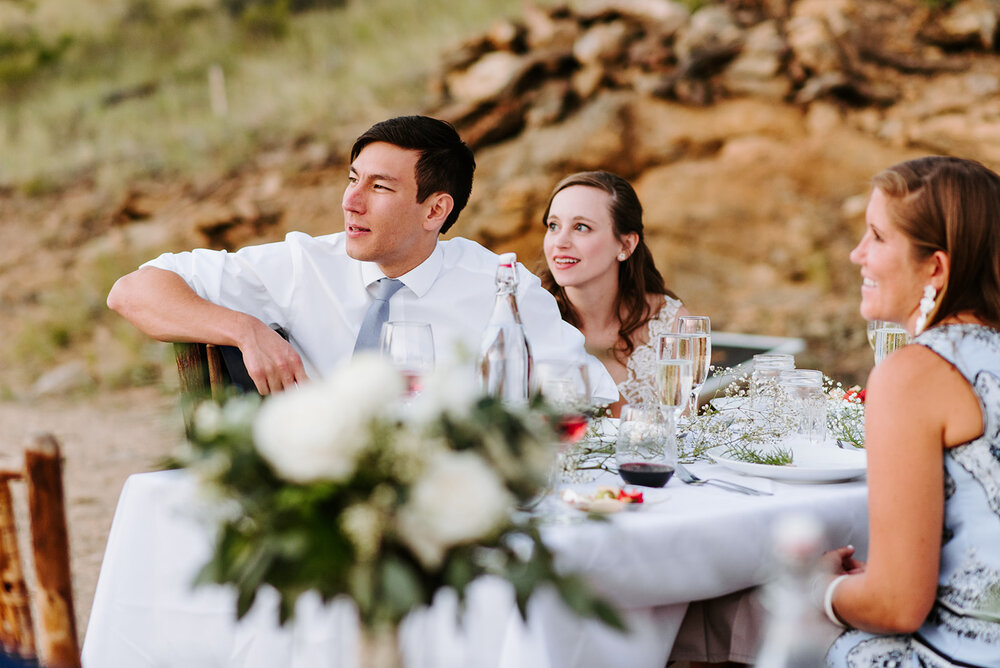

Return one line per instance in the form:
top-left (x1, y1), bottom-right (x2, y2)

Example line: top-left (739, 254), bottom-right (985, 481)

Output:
top-left (82, 445), bottom-right (869, 668)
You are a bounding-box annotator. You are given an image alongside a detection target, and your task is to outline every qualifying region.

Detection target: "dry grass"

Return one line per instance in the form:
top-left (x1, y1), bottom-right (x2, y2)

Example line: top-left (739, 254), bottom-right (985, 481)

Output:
top-left (1, 0), bottom-right (553, 192)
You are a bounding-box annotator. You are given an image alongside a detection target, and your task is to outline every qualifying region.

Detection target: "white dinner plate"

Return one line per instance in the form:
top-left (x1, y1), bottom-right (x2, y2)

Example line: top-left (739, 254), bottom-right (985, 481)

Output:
top-left (707, 441), bottom-right (867, 483)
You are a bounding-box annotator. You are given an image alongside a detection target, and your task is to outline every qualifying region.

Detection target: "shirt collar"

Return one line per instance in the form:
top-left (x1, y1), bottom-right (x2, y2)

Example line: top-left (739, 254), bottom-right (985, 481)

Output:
top-left (358, 242), bottom-right (443, 298)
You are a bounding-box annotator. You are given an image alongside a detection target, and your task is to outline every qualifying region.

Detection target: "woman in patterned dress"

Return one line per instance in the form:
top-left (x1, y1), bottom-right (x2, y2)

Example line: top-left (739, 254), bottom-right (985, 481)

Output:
top-left (538, 171), bottom-right (690, 417)
top-left (823, 156), bottom-right (1000, 667)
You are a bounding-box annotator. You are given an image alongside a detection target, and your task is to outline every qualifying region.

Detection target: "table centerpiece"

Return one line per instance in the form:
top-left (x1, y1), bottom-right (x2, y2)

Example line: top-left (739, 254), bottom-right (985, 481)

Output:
top-left (176, 354), bottom-right (622, 667)
top-left (563, 367), bottom-right (866, 477)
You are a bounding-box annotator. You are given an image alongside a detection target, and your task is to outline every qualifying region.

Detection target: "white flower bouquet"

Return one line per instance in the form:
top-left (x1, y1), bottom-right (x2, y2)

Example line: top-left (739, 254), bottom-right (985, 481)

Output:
top-left (179, 355), bottom-right (621, 633)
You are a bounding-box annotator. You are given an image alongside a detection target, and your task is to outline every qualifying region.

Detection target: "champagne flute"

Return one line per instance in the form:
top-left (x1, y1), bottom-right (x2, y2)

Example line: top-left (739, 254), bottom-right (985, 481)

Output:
top-left (866, 320), bottom-right (887, 350)
top-left (874, 325), bottom-right (910, 366)
top-left (379, 321), bottom-right (435, 397)
top-left (656, 334), bottom-right (694, 432)
top-left (677, 316), bottom-right (711, 417)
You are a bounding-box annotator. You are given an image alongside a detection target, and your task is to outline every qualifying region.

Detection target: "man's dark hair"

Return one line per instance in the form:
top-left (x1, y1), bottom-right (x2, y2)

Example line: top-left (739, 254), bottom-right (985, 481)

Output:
top-left (351, 116), bottom-right (476, 234)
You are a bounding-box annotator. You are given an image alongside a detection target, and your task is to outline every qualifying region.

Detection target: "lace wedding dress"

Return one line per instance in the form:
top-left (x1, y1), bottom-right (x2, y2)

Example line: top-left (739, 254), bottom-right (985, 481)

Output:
top-left (617, 296), bottom-right (684, 407)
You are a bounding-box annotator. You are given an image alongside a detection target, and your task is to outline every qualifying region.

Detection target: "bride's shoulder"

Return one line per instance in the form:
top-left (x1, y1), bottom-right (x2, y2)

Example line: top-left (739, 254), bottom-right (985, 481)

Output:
top-left (648, 294), bottom-right (685, 321)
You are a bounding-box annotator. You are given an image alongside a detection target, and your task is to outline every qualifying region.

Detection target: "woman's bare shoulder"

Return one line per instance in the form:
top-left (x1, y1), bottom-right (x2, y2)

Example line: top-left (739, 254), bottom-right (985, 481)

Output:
top-left (868, 344), bottom-right (982, 447)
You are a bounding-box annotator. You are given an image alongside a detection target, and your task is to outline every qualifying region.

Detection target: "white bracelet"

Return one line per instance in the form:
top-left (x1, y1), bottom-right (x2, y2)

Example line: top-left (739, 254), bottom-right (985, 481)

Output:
top-left (824, 574), bottom-right (850, 628)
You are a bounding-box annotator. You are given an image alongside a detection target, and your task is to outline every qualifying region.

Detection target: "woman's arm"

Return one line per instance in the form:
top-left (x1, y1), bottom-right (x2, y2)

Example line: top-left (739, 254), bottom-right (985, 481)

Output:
top-left (829, 343), bottom-right (981, 633)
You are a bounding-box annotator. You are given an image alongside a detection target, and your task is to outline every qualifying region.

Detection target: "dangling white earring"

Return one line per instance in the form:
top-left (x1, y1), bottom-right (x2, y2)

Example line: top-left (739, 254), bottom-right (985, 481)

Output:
top-left (618, 251), bottom-right (628, 261)
top-left (914, 285), bottom-right (937, 335)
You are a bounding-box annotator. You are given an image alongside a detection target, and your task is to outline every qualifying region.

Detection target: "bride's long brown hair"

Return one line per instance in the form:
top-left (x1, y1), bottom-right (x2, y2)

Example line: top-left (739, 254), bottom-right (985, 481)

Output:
top-left (537, 171), bottom-right (679, 360)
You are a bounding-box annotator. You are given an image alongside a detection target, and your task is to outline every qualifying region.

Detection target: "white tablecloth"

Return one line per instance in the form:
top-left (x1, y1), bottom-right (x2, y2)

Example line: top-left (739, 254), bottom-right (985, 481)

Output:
top-left (82, 465), bottom-right (868, 668)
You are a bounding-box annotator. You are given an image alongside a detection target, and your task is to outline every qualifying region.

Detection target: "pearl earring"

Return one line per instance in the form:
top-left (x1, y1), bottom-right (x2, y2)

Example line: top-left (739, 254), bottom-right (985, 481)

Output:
top-left (914, 285), bottom-right (937, 335)
top-left (618, 251), bottom-right (628, 261)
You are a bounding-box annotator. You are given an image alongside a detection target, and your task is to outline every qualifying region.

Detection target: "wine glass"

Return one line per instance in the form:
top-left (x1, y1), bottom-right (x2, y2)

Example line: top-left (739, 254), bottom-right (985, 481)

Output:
top-left (655, 334), bottom-right (694, 433)
top-left (865, 320), bottom-right (887, 351)
top-left (615, 404), bottom-right (676, 487)
top-left (533, 359), bottom-right (591, 443)
top-left (379, 321), bottom-right (435, 397)
top-left (677, 316), bottom-right (711, 417)
top-left (873, 325), bottom-right (910, 366)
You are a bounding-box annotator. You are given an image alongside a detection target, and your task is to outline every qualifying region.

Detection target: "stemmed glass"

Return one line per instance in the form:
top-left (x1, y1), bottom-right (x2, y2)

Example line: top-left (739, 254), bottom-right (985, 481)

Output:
top-left (677, 316), bottom-right (711, 417)
top-left (527, 360), bottom-right (591, 514)
top-left (873, 325), bottom-right (910, 366)
top-left (533, 360), bottom-right (592, 443)
top-left (379, 321), bottom-right (435, 398)
top-left (865, 320), bottom-right (887, 351)
top-left (656, 333), bottom-right (694, 435)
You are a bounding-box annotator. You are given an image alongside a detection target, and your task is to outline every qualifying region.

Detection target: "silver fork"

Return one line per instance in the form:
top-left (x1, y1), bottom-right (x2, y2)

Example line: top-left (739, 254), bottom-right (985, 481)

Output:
top-left (674, 463), bottom-right (772, 496)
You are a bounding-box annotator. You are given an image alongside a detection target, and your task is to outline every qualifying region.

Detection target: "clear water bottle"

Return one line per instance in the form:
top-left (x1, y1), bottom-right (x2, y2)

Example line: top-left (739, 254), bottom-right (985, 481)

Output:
top-left (478, 252), bottom-right (532, 403)
top-left (754, 513), bottom-right (833, 667)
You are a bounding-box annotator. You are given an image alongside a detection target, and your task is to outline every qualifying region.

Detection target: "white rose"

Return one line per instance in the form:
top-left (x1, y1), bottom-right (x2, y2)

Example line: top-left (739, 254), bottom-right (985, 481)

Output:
top-left (253, 381), bottom-right (361, 483)
top-left (397, 451), bottom-right (513, 569)
top-left (330, 353), bottom-right (404, 422)
top-left (406, 363), bottom-right (480, 426)
top-left (193, 401), bottom-right (223, 440)
top-left (253, 356), bottom-right (403, 483)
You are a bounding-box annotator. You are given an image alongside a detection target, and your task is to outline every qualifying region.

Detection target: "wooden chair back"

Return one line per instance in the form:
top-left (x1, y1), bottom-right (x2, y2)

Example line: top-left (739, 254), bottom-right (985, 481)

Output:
top-left (0, 433), bottom-right (79, 668)
top-left (173, 342), bottom-right (232, 438)
top-left (174, 327), bottom-right (288, 436)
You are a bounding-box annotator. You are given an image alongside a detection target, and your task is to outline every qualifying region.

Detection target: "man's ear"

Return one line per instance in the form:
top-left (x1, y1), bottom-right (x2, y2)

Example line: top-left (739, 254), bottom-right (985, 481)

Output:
top-left (423, 193), bottom-right (454, 232)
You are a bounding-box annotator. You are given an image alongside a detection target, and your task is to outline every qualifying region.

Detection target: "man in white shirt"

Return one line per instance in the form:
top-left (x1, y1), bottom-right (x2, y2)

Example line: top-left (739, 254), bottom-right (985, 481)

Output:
top-left (108, 115), bottom-right (616, 402)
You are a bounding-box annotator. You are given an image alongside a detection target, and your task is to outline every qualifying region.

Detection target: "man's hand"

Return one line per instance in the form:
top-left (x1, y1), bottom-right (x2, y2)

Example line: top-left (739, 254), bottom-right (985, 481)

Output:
top-left (239, 321), bottom-right (308, 394)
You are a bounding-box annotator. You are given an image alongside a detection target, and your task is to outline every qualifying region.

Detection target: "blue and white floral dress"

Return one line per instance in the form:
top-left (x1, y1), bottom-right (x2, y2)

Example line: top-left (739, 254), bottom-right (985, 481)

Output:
top-left (827, 324), bottom-right (1000, 667)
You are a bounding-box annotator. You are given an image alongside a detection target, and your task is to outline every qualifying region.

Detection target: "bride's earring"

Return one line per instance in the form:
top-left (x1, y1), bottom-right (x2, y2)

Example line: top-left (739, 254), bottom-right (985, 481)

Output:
top-left (618, 251), bottom-right (628, 261)
top-left (914, 285), bottom-right (937, 335)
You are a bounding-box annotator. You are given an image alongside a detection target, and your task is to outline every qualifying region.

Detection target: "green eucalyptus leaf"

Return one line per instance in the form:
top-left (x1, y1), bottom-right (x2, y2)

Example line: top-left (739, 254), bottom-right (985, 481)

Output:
top-left (380, 555), bottom-right (425, 621)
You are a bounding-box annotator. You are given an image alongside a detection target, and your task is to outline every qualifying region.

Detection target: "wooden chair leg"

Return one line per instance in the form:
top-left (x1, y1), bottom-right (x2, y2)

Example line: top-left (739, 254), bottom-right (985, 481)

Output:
top-left (0, 475), bottom-right (36, 661)
top-left (25, 433), bottom-right (79, 668)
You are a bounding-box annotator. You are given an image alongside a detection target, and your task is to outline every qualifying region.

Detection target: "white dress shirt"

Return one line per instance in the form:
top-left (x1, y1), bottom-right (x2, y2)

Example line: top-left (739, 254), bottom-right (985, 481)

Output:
top-left (144, 231), bottom-right (618, 403)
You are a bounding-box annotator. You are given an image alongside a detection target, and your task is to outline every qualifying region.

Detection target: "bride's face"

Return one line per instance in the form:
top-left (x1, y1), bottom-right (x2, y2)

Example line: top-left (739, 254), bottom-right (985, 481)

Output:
top-left (544, 185), bottom-right (627, 290)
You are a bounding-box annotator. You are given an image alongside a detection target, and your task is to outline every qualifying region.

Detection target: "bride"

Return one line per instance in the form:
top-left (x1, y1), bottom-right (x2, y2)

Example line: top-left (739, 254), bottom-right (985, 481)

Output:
top-left (538, 170), bottom-right (690, 416)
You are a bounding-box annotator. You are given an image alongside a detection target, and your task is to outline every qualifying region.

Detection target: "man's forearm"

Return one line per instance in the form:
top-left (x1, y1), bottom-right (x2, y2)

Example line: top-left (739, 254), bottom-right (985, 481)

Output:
top-left (106, 266), bottom-right (256, 346)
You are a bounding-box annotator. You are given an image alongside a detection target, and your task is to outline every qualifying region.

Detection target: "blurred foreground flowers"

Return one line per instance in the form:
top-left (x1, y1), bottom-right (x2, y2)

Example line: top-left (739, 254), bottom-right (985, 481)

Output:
top-left (179, 354), bottom-right (622, 633)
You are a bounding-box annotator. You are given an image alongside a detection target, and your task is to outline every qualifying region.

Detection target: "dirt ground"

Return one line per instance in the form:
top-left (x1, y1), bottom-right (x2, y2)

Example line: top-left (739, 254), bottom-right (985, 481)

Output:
top-left (0, 385), bottom-right (185, 644)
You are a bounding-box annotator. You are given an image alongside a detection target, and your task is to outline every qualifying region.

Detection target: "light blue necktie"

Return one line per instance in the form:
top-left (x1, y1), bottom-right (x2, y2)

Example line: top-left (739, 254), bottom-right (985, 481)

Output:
top-left (353, 278), bottom-right (404, 353)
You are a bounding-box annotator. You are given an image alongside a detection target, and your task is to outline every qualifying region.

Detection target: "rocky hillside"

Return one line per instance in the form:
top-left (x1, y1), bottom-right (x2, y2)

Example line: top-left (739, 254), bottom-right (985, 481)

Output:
top-left (4, 0), bottom-right (1000, 392)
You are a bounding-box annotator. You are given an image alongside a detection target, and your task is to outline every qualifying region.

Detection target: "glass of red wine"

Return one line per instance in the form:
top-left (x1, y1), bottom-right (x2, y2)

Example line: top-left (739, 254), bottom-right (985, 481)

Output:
top-left (615, 404), bottom-right (676, 487)
top-left (533, 360), bottom-right (592, 443)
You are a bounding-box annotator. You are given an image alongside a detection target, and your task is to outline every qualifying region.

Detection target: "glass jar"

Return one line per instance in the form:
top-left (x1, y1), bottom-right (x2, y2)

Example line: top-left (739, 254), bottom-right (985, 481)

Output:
top-left (751, 353), bottom-right (795, 412)
top-left (778, 369), bottom-right (827, 445)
